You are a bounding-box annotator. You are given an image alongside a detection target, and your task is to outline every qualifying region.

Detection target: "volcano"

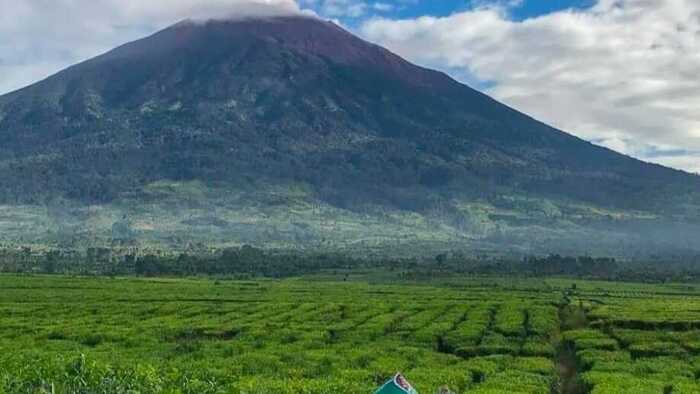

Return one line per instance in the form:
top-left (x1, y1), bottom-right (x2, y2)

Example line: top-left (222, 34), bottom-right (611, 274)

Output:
top-left (0, 16), bottom-right (698, 255)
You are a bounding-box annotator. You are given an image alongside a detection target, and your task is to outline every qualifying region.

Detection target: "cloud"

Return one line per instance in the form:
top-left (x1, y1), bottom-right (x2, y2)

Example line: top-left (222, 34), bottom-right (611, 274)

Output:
top-left (302, 0), bottom-right (368, 18)
top-left (373, 3), bottom-right (394, 12)
top-left (360, 0), bottom-right (700, 173)
top-left (0, 0), bottom-right (306, 94)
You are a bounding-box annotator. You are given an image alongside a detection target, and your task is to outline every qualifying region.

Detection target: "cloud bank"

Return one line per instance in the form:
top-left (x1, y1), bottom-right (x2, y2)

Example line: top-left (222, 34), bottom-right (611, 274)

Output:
top-left (361, 0), bottom-right (700, 173)
top-left (0, 0), bottom-right (305, 95)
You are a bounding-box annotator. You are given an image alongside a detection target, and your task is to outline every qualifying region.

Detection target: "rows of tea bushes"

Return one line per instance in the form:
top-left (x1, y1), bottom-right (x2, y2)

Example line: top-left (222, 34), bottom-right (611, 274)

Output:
top-left (6, 275), bottom-right (700, 393)
top-left (562, 282), bottom-right (700, 393)
top-left (0, 275), bottom-right (561, 393)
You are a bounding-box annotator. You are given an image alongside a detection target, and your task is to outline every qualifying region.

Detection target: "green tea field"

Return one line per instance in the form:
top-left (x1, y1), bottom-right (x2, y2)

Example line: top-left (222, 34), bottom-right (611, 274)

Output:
top-left (2, 275), bottom-right (700, 393)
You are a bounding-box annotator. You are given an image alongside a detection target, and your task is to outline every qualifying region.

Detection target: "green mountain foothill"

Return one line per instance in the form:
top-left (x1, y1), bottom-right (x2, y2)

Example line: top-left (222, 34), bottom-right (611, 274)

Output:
top-left (0, 16), bottom-right (698, 256)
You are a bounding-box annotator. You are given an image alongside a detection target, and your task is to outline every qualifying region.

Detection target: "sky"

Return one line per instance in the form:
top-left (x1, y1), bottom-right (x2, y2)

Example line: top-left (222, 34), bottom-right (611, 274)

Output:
top-left (1, 0), bottom-right (699, 173)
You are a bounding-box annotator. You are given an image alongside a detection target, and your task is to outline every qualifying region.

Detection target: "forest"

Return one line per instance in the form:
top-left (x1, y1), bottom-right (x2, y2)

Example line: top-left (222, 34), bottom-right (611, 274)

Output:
top-left (0, 245), bottom-right (698, 283)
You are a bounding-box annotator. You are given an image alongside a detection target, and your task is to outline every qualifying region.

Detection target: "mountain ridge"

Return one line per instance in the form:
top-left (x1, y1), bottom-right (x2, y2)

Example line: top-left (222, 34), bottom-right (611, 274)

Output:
top-left (0, 16), bottom-right (698, 255)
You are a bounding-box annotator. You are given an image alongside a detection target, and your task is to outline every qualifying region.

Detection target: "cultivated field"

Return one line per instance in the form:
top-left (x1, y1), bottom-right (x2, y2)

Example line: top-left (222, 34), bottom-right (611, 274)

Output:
top-left (1, 275), bottom-right (700, 393)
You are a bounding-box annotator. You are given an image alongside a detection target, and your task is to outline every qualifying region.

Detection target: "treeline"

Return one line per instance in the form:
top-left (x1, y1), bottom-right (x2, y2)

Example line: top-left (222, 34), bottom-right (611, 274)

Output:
top-left (437, 253), bottom-right (700, 283)
top-left (131, 247), bottom-right (372, 277)
top-left (0, 246), bottom-right (382, 278)
top-left (0, 246), bottom-right (699, 282)
top-left (470, 255), bottom-right (618, 277)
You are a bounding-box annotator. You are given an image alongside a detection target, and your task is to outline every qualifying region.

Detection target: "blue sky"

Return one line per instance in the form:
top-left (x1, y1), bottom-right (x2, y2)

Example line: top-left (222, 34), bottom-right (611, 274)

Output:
top-left (305, 0), bottom-right (598, 24)
top-left (506, 0), bottom-right (596, 20)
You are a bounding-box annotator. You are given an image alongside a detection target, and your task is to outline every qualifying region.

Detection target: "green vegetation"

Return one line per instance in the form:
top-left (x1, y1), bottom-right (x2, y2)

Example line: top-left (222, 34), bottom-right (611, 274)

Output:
top-left (1, 180), bottom-right (690, 258)
top-left (3, 274), bottom-right (700, 392)
top-left (3, 246), bottom-right (700, 286)
top-left (560, 281), bottom-right (700, 393)
top-left (0, 275), bottom-right (561, 393)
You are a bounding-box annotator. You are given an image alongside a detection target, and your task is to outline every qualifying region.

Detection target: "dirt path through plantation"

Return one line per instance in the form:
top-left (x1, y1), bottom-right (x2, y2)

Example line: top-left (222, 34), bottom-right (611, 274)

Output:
top-left (555, 291), bottom-right (589, 394)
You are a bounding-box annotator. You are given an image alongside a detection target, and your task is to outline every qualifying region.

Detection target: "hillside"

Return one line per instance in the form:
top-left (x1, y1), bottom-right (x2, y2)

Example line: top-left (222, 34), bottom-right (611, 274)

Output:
top-left (0, 16), bottom-right (698, 256)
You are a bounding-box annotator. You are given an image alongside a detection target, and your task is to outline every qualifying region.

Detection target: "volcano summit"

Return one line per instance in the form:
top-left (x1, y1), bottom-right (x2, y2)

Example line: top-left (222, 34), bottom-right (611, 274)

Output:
top-left (0, 16), bottom-right (698, 256)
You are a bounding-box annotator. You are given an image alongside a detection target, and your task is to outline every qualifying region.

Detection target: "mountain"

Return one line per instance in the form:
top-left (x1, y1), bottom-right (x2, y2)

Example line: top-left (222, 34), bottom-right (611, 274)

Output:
top-left (0, 16), bottom-right (698, 256)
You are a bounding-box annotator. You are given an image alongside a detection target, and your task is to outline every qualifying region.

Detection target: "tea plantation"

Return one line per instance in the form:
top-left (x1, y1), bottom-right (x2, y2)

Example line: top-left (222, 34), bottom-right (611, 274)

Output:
top-left (2, 275), bottom-right (700, 393)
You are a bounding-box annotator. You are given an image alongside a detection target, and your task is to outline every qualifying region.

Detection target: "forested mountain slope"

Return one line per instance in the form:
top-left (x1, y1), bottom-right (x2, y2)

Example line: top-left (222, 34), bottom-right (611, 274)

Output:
top-left (0, 16), bottom-right (698, 256)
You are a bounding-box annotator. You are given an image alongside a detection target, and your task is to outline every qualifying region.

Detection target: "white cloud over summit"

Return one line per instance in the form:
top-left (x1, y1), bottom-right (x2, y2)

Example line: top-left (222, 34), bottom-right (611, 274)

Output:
top-left (0, 0), bottom-right (305, 94)
top-left (360, 0), bottom-right (700, 173)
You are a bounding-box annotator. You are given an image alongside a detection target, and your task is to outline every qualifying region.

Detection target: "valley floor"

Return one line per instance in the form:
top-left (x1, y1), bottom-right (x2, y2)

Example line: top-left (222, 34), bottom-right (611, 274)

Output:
top-left (1, 274), bottom-right (700, 393)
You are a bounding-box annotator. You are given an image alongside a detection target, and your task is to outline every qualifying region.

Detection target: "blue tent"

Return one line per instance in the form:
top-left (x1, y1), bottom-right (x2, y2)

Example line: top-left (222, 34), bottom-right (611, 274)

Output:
top-left (374, 373), bottom-right (418, 394)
